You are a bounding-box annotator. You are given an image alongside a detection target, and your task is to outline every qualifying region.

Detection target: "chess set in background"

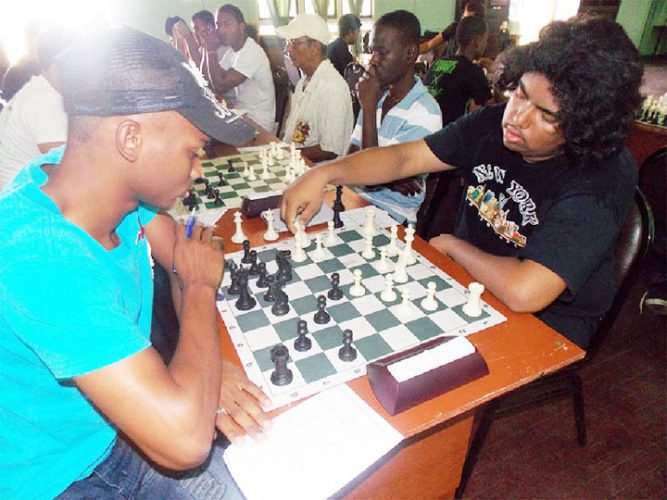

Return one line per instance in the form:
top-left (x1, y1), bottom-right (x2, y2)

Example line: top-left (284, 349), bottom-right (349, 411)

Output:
top-left (168, 142), bottom-right (305, 221)
top-left (635, 94), bottom-right (667, 128)
top-left (217, 214), bottom-right (507, 411)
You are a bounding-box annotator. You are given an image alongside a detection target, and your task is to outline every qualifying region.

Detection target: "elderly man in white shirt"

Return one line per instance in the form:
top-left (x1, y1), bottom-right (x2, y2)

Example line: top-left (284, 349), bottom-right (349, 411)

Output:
top-left (278, 14), bottom-right (353, 162)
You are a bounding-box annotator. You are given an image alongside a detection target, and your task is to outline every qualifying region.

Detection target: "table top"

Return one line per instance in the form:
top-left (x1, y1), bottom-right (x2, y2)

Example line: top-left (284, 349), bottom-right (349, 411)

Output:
top-left (209, 130), bottom-right (585, 440)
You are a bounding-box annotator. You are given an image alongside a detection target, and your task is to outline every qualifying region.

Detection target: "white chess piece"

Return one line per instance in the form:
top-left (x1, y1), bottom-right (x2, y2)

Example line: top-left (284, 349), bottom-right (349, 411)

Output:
top-left (349, 269), bottom-right (366, 297)
top-left (241, 162), bottom-right (250, 178)
top-left (276, 145), bottom-right (285, 160)
top-left (290, 141), bottom-right (296, 157)
top-left (403, 233), bottom-right (416, 265)
top-left (397, 287), bottom-right (412, 315)
top-left (270, 141), bottom-right (277, 156)
top-left (312, 233), bottom-right (325, 259)
top-left (362, 207), bottom-right (377, 236)
top-left (376, 246), bottom-right (390, 272)
top-left (268, 149), bottom-right (275, 166)
top-left (263, 210), bottom-right (279, 241)
top-left (386, 225), bottom-right (399, 257)
top-left (362, 233), bottom-right (375, 259)
top-left (420, 281), bottom-right (438, 311)
top-left (462, 282), bottom-right (485, 317)
top-left (231, 211), bottom-right (247, 244)
top-left (392, 252), bottom-right (409, 283)
top-left (294, 219), bottom-right (310, 248)
top-left (284, 163), bottom-right (294, 183)
top-left (380, 273), bottom-right (397, 302)
top-left (324, 220), bottom-right (337, 246)
top-left (247, 165), bottom-right (257, 181)
top-left (291, 234), bottom-right (307, 262)
top-left (260, 158), bottom-right (270, 179)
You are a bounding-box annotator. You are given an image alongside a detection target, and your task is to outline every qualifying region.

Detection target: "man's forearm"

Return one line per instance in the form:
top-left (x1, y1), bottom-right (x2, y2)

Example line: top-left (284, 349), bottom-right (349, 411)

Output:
top-left (360, 107), bottom-right (379, 150)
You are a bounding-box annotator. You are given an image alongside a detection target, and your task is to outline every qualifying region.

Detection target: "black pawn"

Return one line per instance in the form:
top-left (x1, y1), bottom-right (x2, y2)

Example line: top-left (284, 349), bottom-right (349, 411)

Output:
top-left (338, 329), bottom-right (357, 362)
top-left (234, 273), bottom-right (256, 311)
top-left (327, 272), bottom-right (344, 300)
top-left (271, 286), bottom-right (290, 316)
top-left (293, 320), bottom-right (312, 352)
top-left (256, 263), bottom-right (269, 287)
top-left (248, 250), bottom-right (260, 275)
top-left (227, 160), bottom-right (236, 173)
top-left (241, 240), bottom-right (252, 264)
top-left (263, 275), bottom-right (276, 301)
top-left (313, 295), bottom-right (330, 324)
top-left (270, 344), bottom-right (293, 386)
top-left (217, 172), bottom-right (225, 186)
top-left (213, 190), bottom-right (223, 206)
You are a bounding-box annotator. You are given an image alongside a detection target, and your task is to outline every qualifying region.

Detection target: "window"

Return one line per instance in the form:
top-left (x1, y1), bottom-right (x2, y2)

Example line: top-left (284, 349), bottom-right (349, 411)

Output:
top-left (258, 1), bottom-right (374, 27)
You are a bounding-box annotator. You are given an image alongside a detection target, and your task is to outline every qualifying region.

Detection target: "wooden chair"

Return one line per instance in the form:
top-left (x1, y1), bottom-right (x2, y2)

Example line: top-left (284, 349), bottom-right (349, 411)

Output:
top-left (344, 62), bottom-right (365, 122)
top-left (455, 187), bottom-right (655, 498)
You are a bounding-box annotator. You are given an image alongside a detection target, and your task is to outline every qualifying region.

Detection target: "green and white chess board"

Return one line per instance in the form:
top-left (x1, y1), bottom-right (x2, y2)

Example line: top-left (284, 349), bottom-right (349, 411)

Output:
top-left (217, 225), bottom-right (507, 410)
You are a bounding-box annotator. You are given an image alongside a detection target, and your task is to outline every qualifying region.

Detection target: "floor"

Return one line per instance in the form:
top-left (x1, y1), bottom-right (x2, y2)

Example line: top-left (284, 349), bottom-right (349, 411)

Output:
top-left (462, 57), bottom-right (667, 499)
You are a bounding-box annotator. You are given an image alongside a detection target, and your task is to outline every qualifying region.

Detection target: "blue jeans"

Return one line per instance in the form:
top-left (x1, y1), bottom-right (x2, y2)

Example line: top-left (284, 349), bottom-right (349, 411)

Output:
top-left (57, 437), bottom-right (244, 499)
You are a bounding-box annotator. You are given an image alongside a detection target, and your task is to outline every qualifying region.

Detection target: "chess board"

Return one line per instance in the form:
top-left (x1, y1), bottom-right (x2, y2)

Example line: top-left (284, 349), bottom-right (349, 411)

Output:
top-left (170, 149), bottom-right (292, 219)
top-left (217, 226), bottom-right (507, 410)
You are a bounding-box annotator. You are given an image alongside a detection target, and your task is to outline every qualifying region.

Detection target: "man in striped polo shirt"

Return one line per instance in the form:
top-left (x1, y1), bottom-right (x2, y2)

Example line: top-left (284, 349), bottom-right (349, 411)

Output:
top-left (348, 10), bottom-right (442, 226)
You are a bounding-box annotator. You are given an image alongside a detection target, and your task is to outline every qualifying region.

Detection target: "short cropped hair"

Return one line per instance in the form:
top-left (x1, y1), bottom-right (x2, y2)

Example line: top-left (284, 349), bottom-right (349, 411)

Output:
top-left (456, 16), bottom-right (488, 47)
top-left (375, 10), bottom-right (420, 47)
top-left (465, 2), bottom-right (486, 17)
top-left (218, 4), bottom-right (245, 24)
top-left (339, 14), bottom-right (361, 37)
top-left (497, 16), bottom-right (642, 168)
top-left (164, 16), bottom-right (184, 37)
top-left (192, 10), bottom-right (215, 27)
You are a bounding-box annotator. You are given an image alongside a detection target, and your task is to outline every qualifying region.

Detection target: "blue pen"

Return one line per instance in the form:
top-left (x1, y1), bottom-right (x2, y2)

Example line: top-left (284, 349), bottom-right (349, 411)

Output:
top-left (185, 207), bottom-right (197, 238)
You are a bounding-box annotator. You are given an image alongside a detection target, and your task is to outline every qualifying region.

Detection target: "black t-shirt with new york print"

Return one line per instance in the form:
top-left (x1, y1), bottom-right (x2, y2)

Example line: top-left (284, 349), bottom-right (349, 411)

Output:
top-left (424, 104), bottom-right (638, 348)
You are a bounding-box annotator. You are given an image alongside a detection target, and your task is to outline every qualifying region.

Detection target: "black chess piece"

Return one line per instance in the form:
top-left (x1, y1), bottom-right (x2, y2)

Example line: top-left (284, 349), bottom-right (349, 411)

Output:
top-left (217, 172), bottom-right (225, 186)
top-left (333, 185), bottom-right (345, 228)
top-left (227, 160), bottom-right (236, 173)
top-left (213, 191), bottom-right (223, 206)
top-left (270, 344), bottom-right (293, 386)
top-left (248, 250), bottom-right (260, 275)
top-left (263, 275), bottom-right (276, 301)
top-left (327, 272), bottom-right (344, 300)
top-left (235, 273), bottom-right (256, 311)
top-left (338, 329), bottom-right (357, 362)
top-left (206, 184), bottom-right (215, 199)
top-left (241, 240), bottom-right (252, 264)
top-left (313, 295), bottom-right (330, 324)
top-left (195, 176), bottom-right (206, 184)
top-left (293, 320), bottom-right (312, 352)
top-left (227, 264), bottom-right (241, 295)
top-left (271, 285), bottom-right (290, 316)
top-left (275, 250), bottom-right (293, 282)
top-left (256, 263), bottom-right (269, 287)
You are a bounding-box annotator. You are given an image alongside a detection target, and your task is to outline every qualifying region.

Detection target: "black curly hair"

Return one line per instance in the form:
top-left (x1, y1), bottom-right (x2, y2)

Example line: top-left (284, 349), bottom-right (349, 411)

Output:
top-left (495, 16), bottom-right (643, 168)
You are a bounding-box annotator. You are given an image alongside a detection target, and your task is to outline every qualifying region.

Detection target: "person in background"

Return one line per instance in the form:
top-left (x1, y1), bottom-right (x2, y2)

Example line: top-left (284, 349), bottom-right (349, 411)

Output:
top-left (281, 16), bottom-right (643, 351)
top-left (348, 10), bottom-right (442, 226)
top-left (1, 18), bottom-right (46, 102)
top-left (0, 25), bottom-right (76, 189)
top-left (419, 1), bottom-right (486, 58)
top-left (327, 13), bottom-right (362, 77)
top-left (205, 3), bottom-right (275, 132)
top-left (498, 20), bottom-right (512, 52)
top-left (0, 26), bottom-right (268, 499)
top-left (278, 14), bottom-right (353, 162)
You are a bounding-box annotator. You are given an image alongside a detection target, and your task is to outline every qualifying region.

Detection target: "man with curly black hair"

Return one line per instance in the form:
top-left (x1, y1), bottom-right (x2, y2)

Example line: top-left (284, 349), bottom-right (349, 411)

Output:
top-left (281, 16), bottom-right (643, 349)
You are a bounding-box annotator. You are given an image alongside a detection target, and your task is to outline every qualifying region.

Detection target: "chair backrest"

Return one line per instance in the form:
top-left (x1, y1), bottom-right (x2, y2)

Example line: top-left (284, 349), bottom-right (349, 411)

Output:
top-left (585, 187), bottom-right (654, 360)
top-left (344, 62), bottom-right (365, 121)
top-left (638, 148), bottom-right (666, 257)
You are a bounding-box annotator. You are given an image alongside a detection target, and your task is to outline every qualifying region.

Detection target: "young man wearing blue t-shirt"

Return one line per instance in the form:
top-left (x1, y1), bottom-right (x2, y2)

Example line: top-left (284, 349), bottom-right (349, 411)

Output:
top-left (0, 27), bottom-right (270, 499)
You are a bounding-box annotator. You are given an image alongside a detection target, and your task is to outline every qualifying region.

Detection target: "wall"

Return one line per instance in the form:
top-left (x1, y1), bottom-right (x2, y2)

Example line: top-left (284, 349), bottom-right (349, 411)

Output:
top-left (375, 0), bottom-right (455, 33)
top-left (616, 0), bottom-right (666, 55)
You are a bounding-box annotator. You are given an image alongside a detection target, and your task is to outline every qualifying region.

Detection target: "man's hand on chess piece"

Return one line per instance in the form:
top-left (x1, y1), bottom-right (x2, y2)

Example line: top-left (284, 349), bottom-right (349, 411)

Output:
top-left (215, 360), bottom-right (272, 443)
top-left (281, 167), bottom-right (329, 233)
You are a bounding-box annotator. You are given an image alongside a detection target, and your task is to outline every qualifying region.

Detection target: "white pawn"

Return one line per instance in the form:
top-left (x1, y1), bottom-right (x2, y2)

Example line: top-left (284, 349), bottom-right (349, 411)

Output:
top-left (231, 211), bottom-right (247, 244)
top-left (376, 246), bottom-right (390, 272)
top-left (260, 158), bottom-right (270, 179)
top-left (284, 163), bottom-right (294, 183)
top-left (270, 141), bottom-right (277, 156)
top-left (276, 145), bottom-right (285, 160)
top-left (362, 207), bottom-right (377, 236)
top-left (397, 287), bottom-right (412, 315)
top-left (247, 165), bottom-right (257, 181)
top-left (380, 273), bottom-right (397, 302)
top-left (241, 162), bottom-right (250, 177)
top-left (392, 252), bottom-right (409, 283)
top-left (463, 282), bottom-right (485, 317)
top-left (349, 269), bottom-right (366, 297)
top-left (386, 225), bottom-right (399, 257)
top-left (312, 233), bottom-right (325, 259)
top-left (263, 210), bottom-right (279, 241)
top-left (324, 220), bottom-right (337, 246)
top-left (420, 281), bottom-right (438, 311)
top-left (362, 233), bottom-right (375, 259)
top-left (403, 233), bottom-right (416, 265)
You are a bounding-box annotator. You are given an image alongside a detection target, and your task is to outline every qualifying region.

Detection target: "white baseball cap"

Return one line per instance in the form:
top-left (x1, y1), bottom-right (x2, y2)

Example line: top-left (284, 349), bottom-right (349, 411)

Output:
top-left (276, 14), bottom-right (331, 46)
